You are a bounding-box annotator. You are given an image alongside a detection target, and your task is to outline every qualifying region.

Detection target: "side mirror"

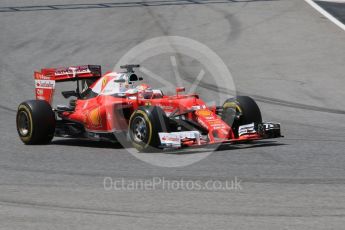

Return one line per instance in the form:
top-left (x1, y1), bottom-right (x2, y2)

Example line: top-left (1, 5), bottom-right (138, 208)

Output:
top-left (176, 87), bottom-right (185, 93)
top-left (176, 87), bottom-right (185, 97)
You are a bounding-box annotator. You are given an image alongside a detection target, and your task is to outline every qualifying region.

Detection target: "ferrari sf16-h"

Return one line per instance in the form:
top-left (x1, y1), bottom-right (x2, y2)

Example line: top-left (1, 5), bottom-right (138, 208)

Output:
top-left (16, 64), bottom-right (282, 152)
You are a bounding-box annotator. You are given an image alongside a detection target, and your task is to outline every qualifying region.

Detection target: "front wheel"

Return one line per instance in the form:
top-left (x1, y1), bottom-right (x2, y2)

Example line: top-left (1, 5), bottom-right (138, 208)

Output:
top-left (128, 106), bottom-right (169, 152)
top-left (16, 100), bottom-right (56, 145)
top-left (221, 96), bottom-right (262, 137)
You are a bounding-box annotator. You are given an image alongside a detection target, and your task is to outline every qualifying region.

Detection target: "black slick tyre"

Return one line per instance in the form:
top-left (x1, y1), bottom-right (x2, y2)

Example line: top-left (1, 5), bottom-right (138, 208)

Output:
top-left (221, 96), bottom-right (262, 137)
top-left (16, 100), bottom-right (55, 145)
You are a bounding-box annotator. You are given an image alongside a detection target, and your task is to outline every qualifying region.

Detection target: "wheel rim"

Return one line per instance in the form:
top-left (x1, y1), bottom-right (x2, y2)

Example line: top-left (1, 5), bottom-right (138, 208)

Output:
top-left (18, 110), bottom-right (30, 136)
top-left (132, 116), bottom-right (147, 143)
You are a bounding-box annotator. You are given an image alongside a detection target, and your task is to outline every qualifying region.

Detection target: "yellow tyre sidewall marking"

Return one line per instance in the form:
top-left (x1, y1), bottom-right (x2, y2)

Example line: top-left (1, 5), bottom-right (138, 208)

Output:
top-left (18, 104), bottom-right (34, 142)
top-left (223, 101), bottom-right (242, 113)
top-left (129, 110), bottom-right (153, 150)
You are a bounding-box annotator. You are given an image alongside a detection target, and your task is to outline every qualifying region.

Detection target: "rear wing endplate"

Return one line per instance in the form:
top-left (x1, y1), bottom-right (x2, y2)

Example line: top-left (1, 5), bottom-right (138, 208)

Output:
top-left (34, 65), bottom-right (101, 104)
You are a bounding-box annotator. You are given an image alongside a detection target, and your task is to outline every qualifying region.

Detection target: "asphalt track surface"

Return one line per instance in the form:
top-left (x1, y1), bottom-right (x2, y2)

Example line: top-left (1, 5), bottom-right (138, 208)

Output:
top-left (1, 0), bottom-right (345, 229)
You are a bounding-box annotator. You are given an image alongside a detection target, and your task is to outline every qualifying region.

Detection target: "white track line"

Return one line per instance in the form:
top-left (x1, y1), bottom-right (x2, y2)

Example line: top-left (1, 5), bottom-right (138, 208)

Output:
top-left (317, 0), bottom-right (345, 3)
top-left (305, 0), bottom-right (345, 31)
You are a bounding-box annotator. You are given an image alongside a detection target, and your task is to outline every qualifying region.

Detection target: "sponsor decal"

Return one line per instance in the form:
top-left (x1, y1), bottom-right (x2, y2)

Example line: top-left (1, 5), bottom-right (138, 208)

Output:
top-left (35, 80), bottom-right (55, 89)
top-left (55, 65), bottom-right (90, 76)
top-left (101, 77), bottom-right (108, 91)
top-left (238, 123), bottom-right (256, 136)
top-left (191, 105), bottom-right (201, 110)
top-left (34, 72), bottom-right (51, 80)
top-left (195, 109), bottom-right (212, 117)
top-left (211, 124), bottom-right (226, 129)
top-left (159, 131), bottom-right (201, 147)
top-left (88, 108), bottom-right (102, 128)
top-left (195, 109), bottom-right (228, 129)
top-left (208, 120), bottom-right (222, 125)
top-left (159, 133), bottom-right (181, 147)
top-left (161, 136), bottom-right (180, 142)
top-left (36, 89), bottom-right (44, 95)
top-left (197, 116), bottom-right (226, 130)
top-left (34, 78), bottom-right (55, 103)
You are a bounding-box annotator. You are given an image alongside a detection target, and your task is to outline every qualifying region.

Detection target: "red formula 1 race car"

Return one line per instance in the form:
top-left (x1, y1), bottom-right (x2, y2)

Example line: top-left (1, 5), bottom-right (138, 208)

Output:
top-left (16, 64), bottom-right (282, 152)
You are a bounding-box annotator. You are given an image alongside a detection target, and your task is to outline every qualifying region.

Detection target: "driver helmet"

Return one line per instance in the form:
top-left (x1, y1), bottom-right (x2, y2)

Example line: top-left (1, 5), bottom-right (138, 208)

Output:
top-left (136, 83), bottom-right (153, 99)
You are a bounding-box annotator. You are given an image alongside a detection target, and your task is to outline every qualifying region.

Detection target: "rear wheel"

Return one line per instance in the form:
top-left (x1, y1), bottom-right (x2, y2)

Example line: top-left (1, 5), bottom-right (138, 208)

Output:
top-left (221, 96), bottom-right (262, 137)
top-left (128, 106), bottom-right (169, 152)
top-left (16, 100), bottom-right (55, 144)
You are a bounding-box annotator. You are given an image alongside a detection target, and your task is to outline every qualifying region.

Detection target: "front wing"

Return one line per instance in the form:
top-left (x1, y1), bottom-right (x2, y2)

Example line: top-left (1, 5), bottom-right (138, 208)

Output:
top-left (158, 122), bottom-right (282, 149)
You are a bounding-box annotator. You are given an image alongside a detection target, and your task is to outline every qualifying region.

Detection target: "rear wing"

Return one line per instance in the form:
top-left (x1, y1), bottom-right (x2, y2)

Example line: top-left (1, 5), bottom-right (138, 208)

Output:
top-left (34, 65), bottom-right (101, 104)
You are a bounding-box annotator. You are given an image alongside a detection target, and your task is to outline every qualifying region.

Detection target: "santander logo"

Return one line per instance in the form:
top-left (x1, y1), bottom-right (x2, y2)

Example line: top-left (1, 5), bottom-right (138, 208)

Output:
top-left (35, 80), bottom-right (55, 89)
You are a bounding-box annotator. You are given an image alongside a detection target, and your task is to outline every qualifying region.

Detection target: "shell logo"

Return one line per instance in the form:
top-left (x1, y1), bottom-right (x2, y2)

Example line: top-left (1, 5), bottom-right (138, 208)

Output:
top-left (196, 109), bottom-right (212, 117)
top-left (88, 108), bottom-right (102, 127)
top-left (36, 89), bottom-right (44, 95)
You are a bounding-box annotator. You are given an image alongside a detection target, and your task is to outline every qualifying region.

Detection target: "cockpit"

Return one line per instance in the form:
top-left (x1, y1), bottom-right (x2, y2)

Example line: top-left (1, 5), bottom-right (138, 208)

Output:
top-left (87, 71), bottom-right (162, 99)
